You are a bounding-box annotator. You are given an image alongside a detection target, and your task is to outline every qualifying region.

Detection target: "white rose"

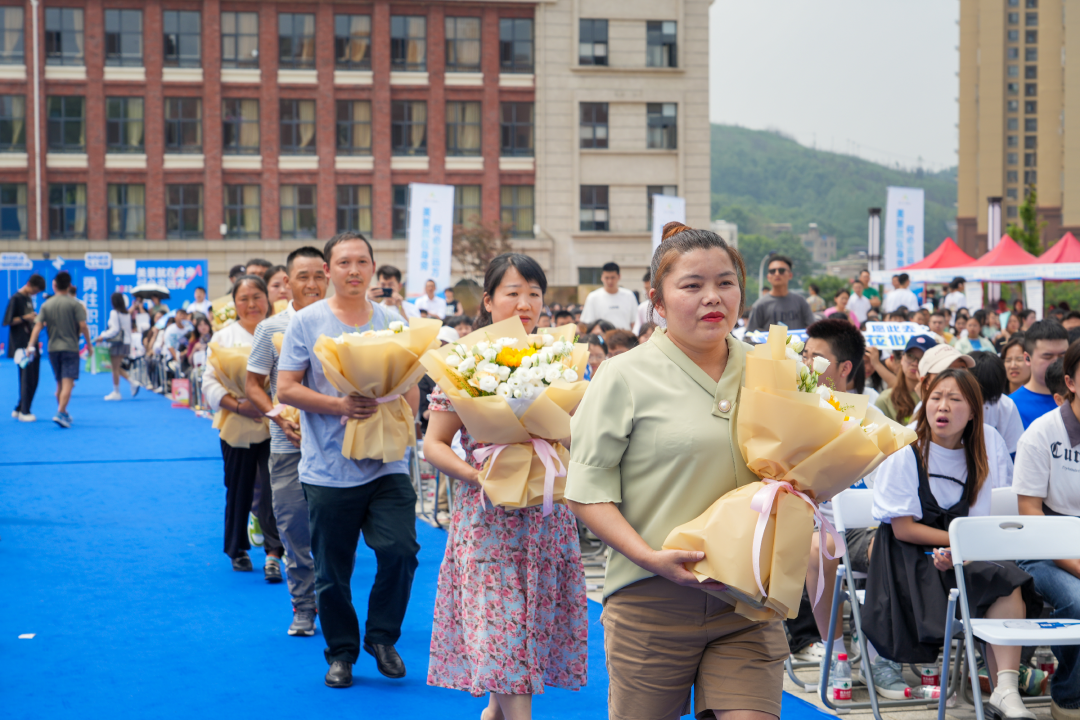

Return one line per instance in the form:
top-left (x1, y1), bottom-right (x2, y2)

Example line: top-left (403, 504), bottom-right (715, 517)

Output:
top-left (545, 365), bottom-right (564, 384)
top-left (529, 367), bottom-right (546, 383)
top-left (520, 355), bottom-right (534, 369)
top-left (562, 368), bottom-right (579, 383)
top-left (457, 356), bottom-right (476, 373)
top-left (478, 374), bottom-right (499, 393)
top-left (812, 356), bottom-right (830, 374)
top-left (816, 385), bottom-right (833, 400)
top-left (497, 365), bottom-right (511, 381)
top-left (798, 363), bottom-right (810, 379)
top-left (482, 348), bottom-right (497, 362)
top-left (507, 376), bottom-right (521, 389)
top-left (542, 333), bottom-right (555, 347)
top-left (789, 339), bottom-right (804, 354)
top-left (495, 383), bottom-right (511, 399)
top-left (475, 341), bottom-right (491, 354)
top-left (388, 321), bottom-right (405, 332)
top-left (445, 353), bottom-right (462, 367)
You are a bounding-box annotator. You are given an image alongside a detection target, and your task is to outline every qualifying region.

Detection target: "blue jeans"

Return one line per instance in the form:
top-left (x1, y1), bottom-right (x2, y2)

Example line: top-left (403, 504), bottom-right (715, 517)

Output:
top-left (1017, 559), bottom-right (1080, 708)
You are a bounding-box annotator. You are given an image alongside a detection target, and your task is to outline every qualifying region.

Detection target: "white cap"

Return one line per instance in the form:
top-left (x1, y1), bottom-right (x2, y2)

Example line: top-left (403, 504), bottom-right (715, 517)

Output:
top-left (918, 344), bottom-right (976, 377)
top-left (436, 326), bottom-right (460, 345)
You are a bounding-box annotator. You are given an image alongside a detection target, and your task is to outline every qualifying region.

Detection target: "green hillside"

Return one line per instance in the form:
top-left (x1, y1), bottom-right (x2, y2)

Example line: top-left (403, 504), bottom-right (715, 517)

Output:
top-left (710, 124), bottom-right (958, 262)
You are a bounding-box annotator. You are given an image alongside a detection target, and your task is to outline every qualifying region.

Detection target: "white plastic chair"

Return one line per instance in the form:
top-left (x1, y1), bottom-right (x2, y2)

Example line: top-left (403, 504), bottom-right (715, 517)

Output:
top-left (990, 486), bottom-right (1019, 516)
top-left (948, 516), bottom-right (1080, 720)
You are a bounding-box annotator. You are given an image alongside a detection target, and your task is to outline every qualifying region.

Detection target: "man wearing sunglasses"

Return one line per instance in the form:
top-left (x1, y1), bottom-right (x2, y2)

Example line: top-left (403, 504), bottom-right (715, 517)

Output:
top-left (745, 255), bottom-right (816, 333)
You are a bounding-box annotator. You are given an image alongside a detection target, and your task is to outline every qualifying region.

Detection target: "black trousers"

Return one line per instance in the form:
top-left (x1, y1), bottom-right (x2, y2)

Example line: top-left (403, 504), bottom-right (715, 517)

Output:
top-left (303, 474), bottom-right (420, 665)
top-left (15, 351), bottom-right (39, 414)
top-left (219, 439), bottom-right (282, 559)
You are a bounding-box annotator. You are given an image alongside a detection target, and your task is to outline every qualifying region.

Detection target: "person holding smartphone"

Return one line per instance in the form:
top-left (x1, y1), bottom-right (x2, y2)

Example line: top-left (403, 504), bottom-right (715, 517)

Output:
top-left (367, 265), bottom-right (418, 319)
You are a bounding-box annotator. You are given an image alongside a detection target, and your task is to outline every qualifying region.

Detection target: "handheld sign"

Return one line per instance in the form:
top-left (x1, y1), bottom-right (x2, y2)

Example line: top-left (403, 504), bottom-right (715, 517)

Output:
top-left (863, 322), bottom-right (932, 351)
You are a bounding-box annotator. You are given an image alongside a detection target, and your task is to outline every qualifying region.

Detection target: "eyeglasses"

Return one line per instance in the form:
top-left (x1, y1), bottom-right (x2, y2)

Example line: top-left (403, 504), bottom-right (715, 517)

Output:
top-left (767, 268), bottom-right (788, 275)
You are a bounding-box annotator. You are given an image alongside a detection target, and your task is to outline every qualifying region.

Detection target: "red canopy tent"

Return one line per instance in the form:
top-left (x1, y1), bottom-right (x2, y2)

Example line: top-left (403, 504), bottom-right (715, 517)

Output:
top-left (965, 234), bottom-right (1040, 267)
top-left (900, 237), bottom-right (976, 270)
top-left (1039, 232), bottom-right (1080, 264)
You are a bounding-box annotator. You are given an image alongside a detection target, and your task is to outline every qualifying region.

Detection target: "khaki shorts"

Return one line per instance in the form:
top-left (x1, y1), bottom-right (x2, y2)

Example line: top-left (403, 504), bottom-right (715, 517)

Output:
top-left (602, 576), bottom-right (787, 720)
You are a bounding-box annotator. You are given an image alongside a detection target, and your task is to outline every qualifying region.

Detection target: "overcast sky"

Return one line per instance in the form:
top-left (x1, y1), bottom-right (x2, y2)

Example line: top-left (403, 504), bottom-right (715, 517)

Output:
top-left (709, 0), bottom-right (960, 171)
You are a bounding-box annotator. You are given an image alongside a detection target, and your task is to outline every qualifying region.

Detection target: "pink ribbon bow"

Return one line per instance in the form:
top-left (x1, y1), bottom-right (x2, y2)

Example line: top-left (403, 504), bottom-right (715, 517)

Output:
top-left (472, 438), bottom-right (566, 516)
top-left (339, 394), bottom-right (402, 426)
top-left (749, 478), bottom-right (846, 608)
top-left (265, 403), bottom-right (287, 418)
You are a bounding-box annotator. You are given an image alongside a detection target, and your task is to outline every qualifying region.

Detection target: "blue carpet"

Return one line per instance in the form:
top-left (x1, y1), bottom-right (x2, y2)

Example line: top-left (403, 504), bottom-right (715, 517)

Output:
top-left (0, 363), bottom-right (827, 719)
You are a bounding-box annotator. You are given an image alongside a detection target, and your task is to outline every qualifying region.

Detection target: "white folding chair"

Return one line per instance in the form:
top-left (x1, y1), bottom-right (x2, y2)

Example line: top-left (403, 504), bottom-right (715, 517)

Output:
top-left (948, 516), bottom-right (1080, 720)
top-left (990, 486), bottom-right (1019, 516)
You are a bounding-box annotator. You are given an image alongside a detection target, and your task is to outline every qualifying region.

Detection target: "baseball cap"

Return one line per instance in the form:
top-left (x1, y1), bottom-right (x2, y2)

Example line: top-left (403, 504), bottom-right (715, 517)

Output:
top-left (903, 334), bottom-right (937, 354)
top-left (436, 326), bottom-right (460, 345)
top-left (918, 344), bottom-right (976, 377)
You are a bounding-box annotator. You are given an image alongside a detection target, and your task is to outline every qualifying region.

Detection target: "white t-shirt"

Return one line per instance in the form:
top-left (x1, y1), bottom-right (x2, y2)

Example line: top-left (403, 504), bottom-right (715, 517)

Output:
top-left (983, 395), bottom-right (1025, 454)
top-left (580, 287), bottom-right (639, 330)
top-left (872, 426), bottom-right (1013, 523)
top-left (1013, 405), bottom-right (1080, 517)
top-left (943, 291), bottom-right (967, 321)
top-left (413, 295), bottom-right (447, 319)
top-left (882, 287), bottom-right (920, 314)
top-left (188, 299), bottom-right (212, 317)
top-left (379, 299), bottom-right (418, 318)
top-left (848, 293), bottom-right (871, 324)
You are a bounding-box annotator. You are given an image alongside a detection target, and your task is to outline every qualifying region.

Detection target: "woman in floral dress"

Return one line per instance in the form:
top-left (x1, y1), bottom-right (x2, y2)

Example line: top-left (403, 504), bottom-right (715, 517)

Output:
top-left (423, 253), bottom-right (588, 720)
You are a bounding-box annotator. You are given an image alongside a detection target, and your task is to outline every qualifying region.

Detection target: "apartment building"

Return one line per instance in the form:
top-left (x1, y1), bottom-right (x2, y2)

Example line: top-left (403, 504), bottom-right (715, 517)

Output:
top-left (957, 0), bottom-right (1080, 255)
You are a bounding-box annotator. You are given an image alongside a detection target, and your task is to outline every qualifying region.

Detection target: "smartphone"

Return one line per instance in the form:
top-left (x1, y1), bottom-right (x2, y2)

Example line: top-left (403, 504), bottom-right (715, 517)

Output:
top-left (381, 288), bottom-right (393, 298)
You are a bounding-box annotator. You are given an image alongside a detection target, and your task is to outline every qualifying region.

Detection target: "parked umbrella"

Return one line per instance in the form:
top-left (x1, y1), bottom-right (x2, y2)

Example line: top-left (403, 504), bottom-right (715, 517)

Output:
top-left (131, 283), bottom-right (171, 299)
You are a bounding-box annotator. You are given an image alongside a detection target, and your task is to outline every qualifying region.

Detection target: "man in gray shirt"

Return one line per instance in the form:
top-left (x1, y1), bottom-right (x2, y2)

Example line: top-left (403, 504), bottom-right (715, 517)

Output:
top-left (745, 255), bottom-right (816, 332)
top-left (26, 271), bottom-right (94, 428)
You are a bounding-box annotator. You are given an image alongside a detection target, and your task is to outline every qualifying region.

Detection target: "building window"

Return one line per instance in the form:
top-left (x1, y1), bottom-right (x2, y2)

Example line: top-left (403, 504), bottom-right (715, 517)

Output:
top-left (280, 99), bottom-right (316, 154)
top-left (0, 8), bottom-right (23, 65)
top-left (1007, 135), bottom-right (1018, 148)
top-left (392, 185), bottom-right (409, 238)
top-left (647, 185), bottom-right (677, 230)
top-left (1025, 101), bottom-right (1036, 113)
top-left (580, 185), bottom-right (608, 231)
top-left (1025, 30), bottom-right (1037, 43)
top-left (1007, 100), bottom-right (1019, 112)
top-left (647, 103), bottom-right (677, 149)
top-left (1007, 83), bottom-right (1019, 95)
top-left (1025, 65), bottom-right (1037, 79)
top-left (1007, 47), bottom-right (1019, 60)
top-left (166, 184), bottom-right (203, 239)
top-left (1025, 135), bottom-right (1037, 149)
top-left (499, 18), bottom-right (533, 73)
top-left (454, 185), bottom-right (481, 226)
top-left (105, 9), bottom-right (142, 67)
top-left (1007, 171), bottom-right (1018, 183)
top-left (0, 95), bottom-right (25, 152)
top-left (1007, 206), bottom-right (1018, 218)
top-left (391, 101), bottom-right (426, 156)
top-left (1025, 118), bottom-right (1037, 132)
top-left (501, 186), bottom-right (533, 238)
top-left (46, 96), bottom-right (84, 152)
top-left (279, 13), bottom-right (315, 69)
top-left (222, 99), bottom-right (259, 155)
top-left (1026, 12), bottom-right (1038, 25)
top-left (1007, 117), bottom-right (1019, 130)
top-left (336, 100), bottom-right (371, 155)
top-left (163, 11), bottom-right (200, 68)
top-left (446, 101), bottom-right (481, 156)
top-left (335, 15), bottom-right (371, 70)
top-left (106, 97), bottom-right (144, 153)
top-left (646, 21), bottom-right (677, 68)
top-left (45, 8), bottom-right (83, 66)
top-left (281, 185), bottom-right (317, 239)
top-left (1007, 65), bottom-right (1019, 78)
top-left (445, 17), bottom-right (480, 72)
top-left (1025, 47), bottom-right (1037, 61)
top-left (1024, 152), bottom-right (1036, 167)
top-left (221, 12), bottom-right (258, 69)
top-left (0, 183), bottom-right (25, 237)
top-left (1027, 0), bottom-right (1037, 7)
top-left (107, 184), bottom-right (145, 239)
top-left (1006, 187), bottom-right (1018, 200)
top-left (500, 102), bottom-right (533, 157)
top-left (165, 98), bottom-right (201, 153)
top-left (390, 16), bottom-right (426, 71)
top-left (1025, 82), bottom-right (1037, 96)
top-left (48, 183), bottom-right (86, 239)
top-left (1008, 12), bottom-right (1019, 24)
top-left (1008, 30), bottom-right (1019, 42)
top-left (337, 185), bottom-right (372, 234)
top-left (1007, 152), bottom-right (1018, 165)
top-left (580, 102), bottom-right (608, 149)
top-left (223, 185), bottom-right (260, 238)
top-left (1024, 170), bottom-right (1037, 184)
top-left (579, 19), bottom-right (608, 66)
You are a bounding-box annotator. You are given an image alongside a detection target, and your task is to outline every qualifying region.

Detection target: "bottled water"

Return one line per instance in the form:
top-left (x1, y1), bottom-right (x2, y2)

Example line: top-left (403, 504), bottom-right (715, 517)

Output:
top-left (905, 685), bottom-right (941, 699)
top-left (831, 653), bottom-right (853, 702)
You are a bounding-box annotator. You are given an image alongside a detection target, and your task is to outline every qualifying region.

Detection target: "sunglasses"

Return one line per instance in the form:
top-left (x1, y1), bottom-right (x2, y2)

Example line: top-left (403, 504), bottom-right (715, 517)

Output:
top-left (767, 268), bottom-right (789, 275)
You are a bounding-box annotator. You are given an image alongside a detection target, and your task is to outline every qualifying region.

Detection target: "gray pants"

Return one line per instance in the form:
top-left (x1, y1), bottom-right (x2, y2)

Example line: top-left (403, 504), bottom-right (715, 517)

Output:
top-left (269, 452), bottom-right (316, 611)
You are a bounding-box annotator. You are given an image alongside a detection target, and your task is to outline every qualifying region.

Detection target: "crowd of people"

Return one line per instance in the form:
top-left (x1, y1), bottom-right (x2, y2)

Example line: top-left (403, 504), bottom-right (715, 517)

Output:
top-left (5, 226), bottom-right (1080, 720)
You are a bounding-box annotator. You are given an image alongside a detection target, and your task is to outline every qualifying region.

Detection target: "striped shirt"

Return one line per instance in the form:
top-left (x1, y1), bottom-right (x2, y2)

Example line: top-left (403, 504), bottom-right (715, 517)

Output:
top-left (248, 303), bottom-right (296, 454)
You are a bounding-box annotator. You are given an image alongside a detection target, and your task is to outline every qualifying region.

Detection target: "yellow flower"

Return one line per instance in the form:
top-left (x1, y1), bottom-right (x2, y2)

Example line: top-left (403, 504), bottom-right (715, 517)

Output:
top-left (495, 346), bottom-right (537, 368)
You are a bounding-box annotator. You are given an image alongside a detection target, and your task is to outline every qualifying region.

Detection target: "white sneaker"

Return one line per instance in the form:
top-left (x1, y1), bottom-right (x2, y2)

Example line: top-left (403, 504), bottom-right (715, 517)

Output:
top-left (989, 687), bottom-right (1036, 720)
top-left (104, 391), bottom-right (123, 401)
top-left (18, 412), bottom-right (36, 422)
top-left (130, 379), bottom-right (141, 397)
top-left (793, 641), bottom-right (829, 662)
top-left (11, 410), bottom-right (18, 418)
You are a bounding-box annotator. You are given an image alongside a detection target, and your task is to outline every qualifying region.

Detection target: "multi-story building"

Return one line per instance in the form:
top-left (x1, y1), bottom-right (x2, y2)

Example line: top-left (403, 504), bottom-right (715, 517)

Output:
top-left (0, 0), bottom-right (710, 296)
top-left (957, 0), bottom-right (1080, 255)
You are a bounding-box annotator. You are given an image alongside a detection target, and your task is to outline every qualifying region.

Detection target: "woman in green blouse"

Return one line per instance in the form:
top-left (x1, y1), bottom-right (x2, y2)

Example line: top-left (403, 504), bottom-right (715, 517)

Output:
top-left (565, 223), bottom-right (787, 720)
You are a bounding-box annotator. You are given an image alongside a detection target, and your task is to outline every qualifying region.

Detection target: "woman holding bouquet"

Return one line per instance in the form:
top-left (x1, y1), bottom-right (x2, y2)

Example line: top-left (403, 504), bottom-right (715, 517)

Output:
top-left (565, 223), bottom-right (787, 720)
top-left (423, 253), bottom-right (588, 720)
top-left (201, 274), bottom-right (283, 577)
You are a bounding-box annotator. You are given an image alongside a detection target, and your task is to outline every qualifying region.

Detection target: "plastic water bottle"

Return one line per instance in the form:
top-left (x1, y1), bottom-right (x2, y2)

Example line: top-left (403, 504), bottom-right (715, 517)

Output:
top-left (905, 685), bottom-right (941, 699)
top-left (831, 653), bottom-right (853, 702)
top-left (1036, 648), bottom-right (1056, 677)
top-left (920, 662), bottom-right (941, 686)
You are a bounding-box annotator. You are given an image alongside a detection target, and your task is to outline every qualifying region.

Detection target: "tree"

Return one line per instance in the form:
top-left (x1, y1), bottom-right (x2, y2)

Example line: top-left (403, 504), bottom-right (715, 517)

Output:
top-left (802, 274), bottom-right (849, 305)
top-left (735, 233), bottom-right (818, 294)
top-left (1005, 185), bottom-right (1047, 255)
top-left (452, 219), bottom-right (513, 282)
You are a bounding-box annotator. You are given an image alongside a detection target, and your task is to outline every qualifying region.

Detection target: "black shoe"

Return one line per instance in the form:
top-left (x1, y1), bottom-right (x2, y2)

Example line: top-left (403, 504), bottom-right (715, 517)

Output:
top-left (364, 641), bottom-right (406, 679)
top-left (325, 661), bottom-right (353, 688)
top-left (231, 554), bottom-right (253, 572)
top-left (264, 557), bottom-right (283, 583)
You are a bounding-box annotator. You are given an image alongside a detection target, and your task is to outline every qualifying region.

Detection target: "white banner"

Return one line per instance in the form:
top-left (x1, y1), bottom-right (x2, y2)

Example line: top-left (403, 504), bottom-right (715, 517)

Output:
top-left (965, 281), bottom-right (985, 311)
top-left (651, 195), bottom-right (686, 251)
top-left (1024, 279), bottom-right (1044, 320)
top-left (863, 321), bottom-right (931, 350)
top-left (0, 251), bottom-right (31, 270)
top-left (884, 186), bottom-right (925, 270)
top-left (405, 183), bottom-right (455, 299)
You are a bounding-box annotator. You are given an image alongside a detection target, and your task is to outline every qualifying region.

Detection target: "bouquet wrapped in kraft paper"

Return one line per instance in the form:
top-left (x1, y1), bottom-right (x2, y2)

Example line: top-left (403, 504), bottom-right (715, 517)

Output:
top-left (208, 342), bottom-right (270, 448)
top-left (313, 317), bottom-right (442, 463)
top-left (419, 317), bottom-right (589, 514)
top-left (210, 295), bottom-right (236, 332)
top-left (664, 325), bottom-right (917, 621)
top-left (267, 332), bottom-right (301, 431)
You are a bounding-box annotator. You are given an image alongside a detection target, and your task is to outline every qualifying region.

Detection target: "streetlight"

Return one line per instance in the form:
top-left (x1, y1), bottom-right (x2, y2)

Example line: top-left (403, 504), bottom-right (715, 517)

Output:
top-left (758, 250), bottom-right (776, 301)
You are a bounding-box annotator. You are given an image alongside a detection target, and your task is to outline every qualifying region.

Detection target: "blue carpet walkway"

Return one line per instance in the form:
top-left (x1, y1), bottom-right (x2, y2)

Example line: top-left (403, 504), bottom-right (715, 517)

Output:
top-left (0, 363), bottom-right (827, 719)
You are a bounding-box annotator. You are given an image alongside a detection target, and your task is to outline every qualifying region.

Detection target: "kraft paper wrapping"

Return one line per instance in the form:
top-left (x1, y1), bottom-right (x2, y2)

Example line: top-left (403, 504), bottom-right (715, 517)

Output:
top-left (664, 325), bottom-right (917, 621)
top-left (210, 295), bottom-right (235, 332)
top-left (208, 342), bottom-right (270, 449)
top-left (313, 317), bottom-right (442, 463)
top-left (419, 318), bottom-right (589, 510)
top-left (272, 299), bottom-right (289, 316)
top-left (270, 332), bottom-right (302, 433)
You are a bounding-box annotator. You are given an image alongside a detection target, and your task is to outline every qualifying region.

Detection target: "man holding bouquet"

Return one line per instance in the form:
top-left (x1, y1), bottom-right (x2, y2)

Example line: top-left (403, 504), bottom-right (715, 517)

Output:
top-left (277, 232), bottom-right (421, 689)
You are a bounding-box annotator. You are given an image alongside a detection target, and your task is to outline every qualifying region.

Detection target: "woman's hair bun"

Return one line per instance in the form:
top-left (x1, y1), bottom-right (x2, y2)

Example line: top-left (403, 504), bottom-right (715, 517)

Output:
top-left (661, 221), bottom-right (691, 242)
